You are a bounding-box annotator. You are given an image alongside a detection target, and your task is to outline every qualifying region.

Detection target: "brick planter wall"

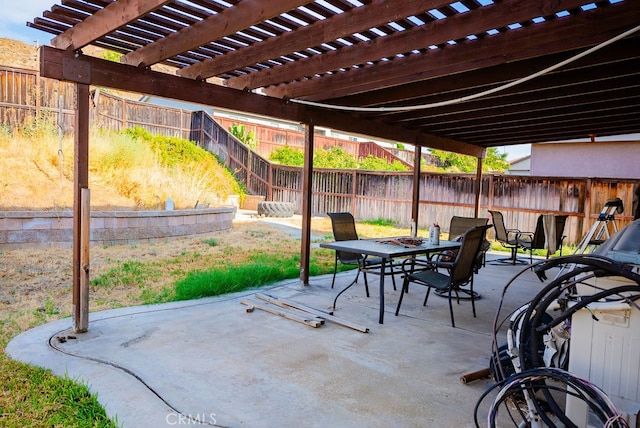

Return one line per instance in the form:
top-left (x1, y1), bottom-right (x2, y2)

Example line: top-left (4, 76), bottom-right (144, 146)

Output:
top-left (0, 207), bottom-right (236, 250)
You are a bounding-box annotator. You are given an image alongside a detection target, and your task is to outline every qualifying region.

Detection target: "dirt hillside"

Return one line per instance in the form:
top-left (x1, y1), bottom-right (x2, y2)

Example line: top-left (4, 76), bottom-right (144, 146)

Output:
top-left (0, 38), bottom-right (39, 70)
top-left (0, 39), bottom-right (198, 211)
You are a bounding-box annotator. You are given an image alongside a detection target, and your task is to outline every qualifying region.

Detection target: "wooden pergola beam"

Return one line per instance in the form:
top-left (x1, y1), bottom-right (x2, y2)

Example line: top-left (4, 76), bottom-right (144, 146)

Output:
top-left (52, 0), bottom-right (172, 50)
top-left (40, 45), bottom-right (483, 157)
top-left (126, 0), bottom-right (310, 69)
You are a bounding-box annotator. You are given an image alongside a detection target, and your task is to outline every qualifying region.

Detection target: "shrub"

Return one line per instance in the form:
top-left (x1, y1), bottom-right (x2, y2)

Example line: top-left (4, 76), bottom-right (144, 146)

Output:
top-left (270, 146), bottom-right (305, 166)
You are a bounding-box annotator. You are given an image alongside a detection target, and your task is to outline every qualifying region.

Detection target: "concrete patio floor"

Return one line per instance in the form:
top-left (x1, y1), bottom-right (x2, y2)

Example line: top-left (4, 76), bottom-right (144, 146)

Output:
top-left (7, 249), bottom-right (552, 428)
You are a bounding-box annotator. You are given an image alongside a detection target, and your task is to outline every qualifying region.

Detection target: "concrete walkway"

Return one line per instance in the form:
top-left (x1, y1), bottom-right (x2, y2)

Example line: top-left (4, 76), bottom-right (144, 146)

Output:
top-left (7, 251), bottom-right (547, 428)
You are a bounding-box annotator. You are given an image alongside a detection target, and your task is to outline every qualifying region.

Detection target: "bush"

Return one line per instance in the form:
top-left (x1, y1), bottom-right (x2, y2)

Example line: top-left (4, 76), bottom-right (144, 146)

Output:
top-left (314, 146), bottom-right (358, 169)
top-left (358, 155), bottom-right (409, 171)
top-left (270, 146), bottom-right (305, 166)
top-left (97, 127), bottom-right (245, 208)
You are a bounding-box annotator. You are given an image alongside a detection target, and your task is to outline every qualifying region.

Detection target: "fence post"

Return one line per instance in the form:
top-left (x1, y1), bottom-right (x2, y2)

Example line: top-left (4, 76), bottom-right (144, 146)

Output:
top-left (581, 178), bottom-right (593, 240)
top-left (487, 174), bottom-right (495, 212)
top-left (474, 156), bottom-right (483, 217)
top-left (351, 169), bottom-right (357, 214)
top-left (122, 98), bottom-right (127, 130)
top-left (267, 162), bottom-right (273, 201)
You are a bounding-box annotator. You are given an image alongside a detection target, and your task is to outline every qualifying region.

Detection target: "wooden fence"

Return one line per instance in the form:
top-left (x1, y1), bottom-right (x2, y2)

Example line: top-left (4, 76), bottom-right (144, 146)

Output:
top-left (2, 65), bottom-right (638, 244)
top-left (193, 112), bottom-right (639, 244)
top-left (213, 116), bottom-right (411, 167)
top-left (0, 65), bottom-right (75, 132)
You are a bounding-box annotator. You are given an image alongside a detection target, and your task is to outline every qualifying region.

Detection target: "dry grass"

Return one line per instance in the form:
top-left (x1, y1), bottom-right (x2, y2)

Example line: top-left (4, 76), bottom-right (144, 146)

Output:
top-left (0, 214), bottom-right (408, 338)
top-left (0, 219), bottom-right (306, 334)
top-left (0, 123), bottom-right (242, 210)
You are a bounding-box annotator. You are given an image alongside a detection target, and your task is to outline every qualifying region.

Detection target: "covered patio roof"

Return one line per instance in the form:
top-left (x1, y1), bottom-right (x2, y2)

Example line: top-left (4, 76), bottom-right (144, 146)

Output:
top-left (28, 0), bottom-right (640, 157)
top-left (25, 0), bottom-right (640, 331)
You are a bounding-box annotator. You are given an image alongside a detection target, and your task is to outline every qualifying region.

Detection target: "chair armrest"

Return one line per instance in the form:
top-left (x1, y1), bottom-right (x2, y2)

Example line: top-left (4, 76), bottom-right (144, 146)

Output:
top-left (429, 260), bottom-right (454, 270)
top-left (516, 231), bottom-right (534, 240)
top-left (506, 228), bottom-right (521, 239)
top-left (401, 257), bottom-right (435, 274)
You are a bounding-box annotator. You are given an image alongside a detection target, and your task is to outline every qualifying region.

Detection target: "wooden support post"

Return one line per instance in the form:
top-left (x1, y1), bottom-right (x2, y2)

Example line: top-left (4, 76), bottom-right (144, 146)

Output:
top-left (73, 83), bottom-right (90, 333)
top-left (300, 124), bottom-right (314, 285)
top-left (475, 154), bottom-right (484, 218)
top-left (411, 145), bottom-right (422, 236)
top-left (79, 188), bottom-right (90, 331)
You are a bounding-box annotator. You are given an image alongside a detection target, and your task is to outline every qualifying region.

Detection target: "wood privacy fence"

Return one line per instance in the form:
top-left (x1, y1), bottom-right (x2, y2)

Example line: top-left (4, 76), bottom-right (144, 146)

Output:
top-left (2, 65), bottom-right (638, 244)
top-left (212, 116), bottom-right (411, 167)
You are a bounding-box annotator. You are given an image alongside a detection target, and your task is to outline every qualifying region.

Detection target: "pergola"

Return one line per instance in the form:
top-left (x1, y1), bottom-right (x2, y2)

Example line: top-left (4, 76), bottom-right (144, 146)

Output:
top-left (27, 0), bottom-right (640, 331)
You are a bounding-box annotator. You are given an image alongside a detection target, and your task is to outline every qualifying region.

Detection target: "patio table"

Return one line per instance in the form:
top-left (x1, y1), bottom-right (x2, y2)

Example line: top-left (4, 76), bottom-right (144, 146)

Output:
top-left (320, 238), bottom-right (461, 324)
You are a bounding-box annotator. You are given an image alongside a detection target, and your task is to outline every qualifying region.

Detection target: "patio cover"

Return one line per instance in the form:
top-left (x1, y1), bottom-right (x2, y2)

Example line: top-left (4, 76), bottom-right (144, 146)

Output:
top-left (25, 0), bottom-right (640, 330)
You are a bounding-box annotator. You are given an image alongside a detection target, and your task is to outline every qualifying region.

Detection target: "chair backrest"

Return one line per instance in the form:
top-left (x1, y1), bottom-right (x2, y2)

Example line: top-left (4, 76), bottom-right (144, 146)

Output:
top-left (327, 212), bottom-right (361, 263)
top-left (449, 216), bottom-right (489, 239)
top-left (530, 215), bottom-right (547, 249)
top-left (450, 225), bottom-right (492, 286)
top-left (488, 210), bottom-right (510, 243)
top-left (327, 212), bottom-right (359, 241)
top-left (555, 215), bottom-right (568, 247)
top-left (530, 214), bottom-right (569, 250)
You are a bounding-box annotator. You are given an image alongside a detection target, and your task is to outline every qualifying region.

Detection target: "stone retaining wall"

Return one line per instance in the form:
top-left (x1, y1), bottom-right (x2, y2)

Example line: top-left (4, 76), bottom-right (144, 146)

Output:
top-left (0, 207), bottom-right (236, 250)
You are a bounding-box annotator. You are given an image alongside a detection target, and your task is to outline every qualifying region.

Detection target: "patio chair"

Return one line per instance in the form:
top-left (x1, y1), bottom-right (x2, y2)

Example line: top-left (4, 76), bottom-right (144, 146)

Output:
top-left (488, 210), bottom-right (525, 265)
top-left (439, 216), bottom-right (491, 270)
top-left (517, 214), bottom-right (568, 263)
top-left (326, 212), bottom-right (397, 298)
top-left (394, 225), bottom-right (492, 327)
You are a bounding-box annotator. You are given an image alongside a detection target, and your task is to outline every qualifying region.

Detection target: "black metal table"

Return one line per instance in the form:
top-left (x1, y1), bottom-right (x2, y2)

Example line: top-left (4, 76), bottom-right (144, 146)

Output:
top-left (320, 238), bottom-right (461, 324)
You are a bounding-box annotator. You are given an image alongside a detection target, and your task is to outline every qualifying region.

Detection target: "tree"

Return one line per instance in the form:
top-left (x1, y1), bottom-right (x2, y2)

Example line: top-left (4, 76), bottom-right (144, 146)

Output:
top-left (428, 147), bottom-right (510, 173)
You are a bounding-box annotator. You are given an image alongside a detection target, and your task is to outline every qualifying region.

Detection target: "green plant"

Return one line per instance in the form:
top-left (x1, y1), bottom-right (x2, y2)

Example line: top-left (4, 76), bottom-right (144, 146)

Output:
top-left (100, 50), bottom-right (122, 63)
top-left (359, 218), bottom-right (397, 227)
top-left (313, 146), bottom-right (358, 169)
top-left (173, 252), bottom-right (337, 301)
top-left (358, 155), bottom-right (409, 172)
top-left (270, 146), bottom-right (305, 166)
top-left (0, 357), bottom-right (117, 427)
top-left (228, 123), bottom-right (259, 151)
top-left (428, 147), bottom-right (510, 173)
top-left (101, 126), bottom-right (247, 208)
top-left (90, 260), bottom-right (159, 287)
top-left (202, 238), bottom-right (218, 247)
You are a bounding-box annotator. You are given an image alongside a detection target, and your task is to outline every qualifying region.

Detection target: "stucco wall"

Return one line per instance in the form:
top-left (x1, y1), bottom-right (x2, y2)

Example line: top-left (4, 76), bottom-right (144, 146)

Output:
top-left (0, 207), bottom-right (236, 250)
top-left (531, 141), bottom-right (640, 179)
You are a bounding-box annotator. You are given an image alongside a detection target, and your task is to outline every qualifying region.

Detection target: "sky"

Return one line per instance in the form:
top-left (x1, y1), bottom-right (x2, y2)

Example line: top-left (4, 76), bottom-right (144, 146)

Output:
top-left (0, 1), bottom-right (535, 160)
top-left (0, 0), bottom-right (54, 46)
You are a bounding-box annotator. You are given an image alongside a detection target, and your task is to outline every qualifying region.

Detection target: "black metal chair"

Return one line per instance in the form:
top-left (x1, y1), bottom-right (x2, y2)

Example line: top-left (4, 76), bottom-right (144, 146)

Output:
top-left (488, 210), bottom-right (525, 265)
top-left (394, 225), bottom-right (492, 327)
top-left (442, 216), bottom-right (491, 270)
top-left (517, 214), bottom-right (568, 263)
top-left (326, 212), bottom-right (397, 300)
